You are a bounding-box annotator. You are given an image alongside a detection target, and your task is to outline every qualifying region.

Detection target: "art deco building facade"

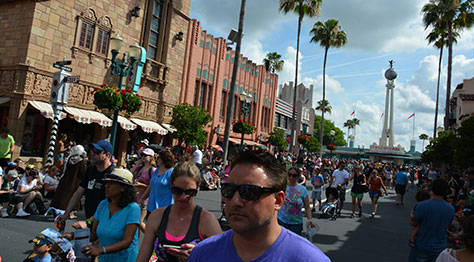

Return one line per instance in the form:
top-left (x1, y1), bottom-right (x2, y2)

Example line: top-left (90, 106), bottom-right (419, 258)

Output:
top-left (0, 0), bottom-right (192, 164)
top-left (180, 19), bottom-right (278, 147)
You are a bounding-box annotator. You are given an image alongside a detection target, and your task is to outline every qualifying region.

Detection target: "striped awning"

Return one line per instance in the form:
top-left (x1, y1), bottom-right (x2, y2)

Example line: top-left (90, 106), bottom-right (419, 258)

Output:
top-left (276, 98), bottom-right (295, 118)
top-left (29, 100), bottom-right (67, 120)
top-left (161, 123), bottom-right (177, 133)
top-left (64, 106), bottom-right (113, 127)
top-left (118, 116), bottom-right (137, 131)
top-left (131, 118), bottom-right (168, 135)
top-left (0, 97), bottom-right (11, 104)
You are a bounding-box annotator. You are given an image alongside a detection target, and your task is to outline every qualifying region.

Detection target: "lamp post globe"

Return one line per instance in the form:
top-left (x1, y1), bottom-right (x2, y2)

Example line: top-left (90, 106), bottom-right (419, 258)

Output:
top-left (110, 34), bottom-right (124, 51)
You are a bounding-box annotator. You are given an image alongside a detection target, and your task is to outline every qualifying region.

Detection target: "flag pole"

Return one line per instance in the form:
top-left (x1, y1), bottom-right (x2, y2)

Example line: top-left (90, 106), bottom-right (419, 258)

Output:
top-left (412, 113), bottom-right (415, 139)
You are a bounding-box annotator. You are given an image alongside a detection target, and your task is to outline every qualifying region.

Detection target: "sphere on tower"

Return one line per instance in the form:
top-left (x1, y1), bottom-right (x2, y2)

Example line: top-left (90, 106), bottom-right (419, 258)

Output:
top-left (385, 60), bottom-right (397, 80)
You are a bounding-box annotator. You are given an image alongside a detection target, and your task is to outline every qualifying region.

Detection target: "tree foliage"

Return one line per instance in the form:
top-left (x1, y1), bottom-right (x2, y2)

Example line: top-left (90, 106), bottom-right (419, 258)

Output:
top-left (304, 135), bottom-right (321, 153)
top-left (170, 103), bottom-right (212, 147)
top-left (263, 52), bottom-right (284, 73)
top-left (454, 116), bottom-right (474, 167)
top-left (313, 115), bottom-right (346, 146)
top-left (422, 130), bottom-right (456, 165)
top-left (266, 127), bottom-right (288, 150)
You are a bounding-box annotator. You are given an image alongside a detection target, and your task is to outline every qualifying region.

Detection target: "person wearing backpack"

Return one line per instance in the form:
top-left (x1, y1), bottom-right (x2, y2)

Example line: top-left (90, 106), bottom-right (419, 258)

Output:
top-left (130, 148), bottom-right (156, 233)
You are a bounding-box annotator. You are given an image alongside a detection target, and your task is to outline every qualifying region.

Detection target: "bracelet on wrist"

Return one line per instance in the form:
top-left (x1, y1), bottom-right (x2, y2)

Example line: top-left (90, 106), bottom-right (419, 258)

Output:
top-left (103, 246), bottom-right (107, 254)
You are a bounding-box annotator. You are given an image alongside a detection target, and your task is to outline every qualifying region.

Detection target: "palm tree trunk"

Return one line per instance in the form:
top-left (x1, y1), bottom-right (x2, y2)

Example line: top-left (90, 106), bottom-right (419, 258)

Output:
top-left (445, 20), bottom-right (453, 130)
top-left (223, 0), bottom-right (246, 164)
top-left (289, 10), bottom-right (303, 154)
top-left (434, 46), bottom-right (443, 139)
top-left (320, 47), bottom-right (328, 154)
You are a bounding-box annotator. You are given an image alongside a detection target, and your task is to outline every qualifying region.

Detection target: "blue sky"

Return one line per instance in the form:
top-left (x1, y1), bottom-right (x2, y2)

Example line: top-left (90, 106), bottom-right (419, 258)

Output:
top-left (190, 0), bottom-right (474, 152)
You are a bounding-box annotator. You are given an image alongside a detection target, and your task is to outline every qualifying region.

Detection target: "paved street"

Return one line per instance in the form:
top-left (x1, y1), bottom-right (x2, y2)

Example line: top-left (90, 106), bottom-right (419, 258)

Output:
top-left (0, 183), bottom-right (417, 261)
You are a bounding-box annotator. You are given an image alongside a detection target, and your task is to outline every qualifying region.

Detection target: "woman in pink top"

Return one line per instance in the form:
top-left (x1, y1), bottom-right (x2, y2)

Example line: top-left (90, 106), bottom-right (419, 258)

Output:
top-left (130, 148), bottom-right (156, 233)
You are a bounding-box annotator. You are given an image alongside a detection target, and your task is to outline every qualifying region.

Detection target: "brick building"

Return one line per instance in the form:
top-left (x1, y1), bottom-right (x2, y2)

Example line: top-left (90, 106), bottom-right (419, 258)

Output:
top-left (0, 0), bottom-right (192, 164)
top-left (180, 19), bottom-right (278, 147)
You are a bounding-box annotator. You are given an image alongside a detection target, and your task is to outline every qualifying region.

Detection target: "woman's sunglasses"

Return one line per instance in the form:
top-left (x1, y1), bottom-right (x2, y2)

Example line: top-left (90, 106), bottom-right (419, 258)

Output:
top-left (171, 186), bottom-right (198, 197)
top-left (288, 173), bottom-right (299, 178)
top-left (221, 183), bottom-right (277, 201)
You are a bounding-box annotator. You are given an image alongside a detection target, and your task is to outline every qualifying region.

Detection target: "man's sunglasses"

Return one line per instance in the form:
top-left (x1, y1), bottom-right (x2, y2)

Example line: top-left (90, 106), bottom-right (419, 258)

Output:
top-left (171, 186), bottom-right (198, 197)
top-left (288, 173), bottom-right (299, 178)
top-left (221, 183), bottom-right (277, 201)
top-left (90, 148), bottom-right (103, 155)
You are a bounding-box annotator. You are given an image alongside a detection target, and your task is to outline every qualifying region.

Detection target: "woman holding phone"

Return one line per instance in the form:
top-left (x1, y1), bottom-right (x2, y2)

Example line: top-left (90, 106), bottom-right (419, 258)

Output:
top-left (137, 160), bottom-right (222, 262)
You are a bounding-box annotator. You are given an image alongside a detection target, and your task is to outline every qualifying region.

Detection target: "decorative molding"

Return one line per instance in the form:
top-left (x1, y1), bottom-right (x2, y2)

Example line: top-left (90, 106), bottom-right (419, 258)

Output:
top-left (0, 71), bottom-right (15, 91)
top-left (97, 16), bottom-right (113, 29)
top-left (80, 8), bottom-right (97, 22)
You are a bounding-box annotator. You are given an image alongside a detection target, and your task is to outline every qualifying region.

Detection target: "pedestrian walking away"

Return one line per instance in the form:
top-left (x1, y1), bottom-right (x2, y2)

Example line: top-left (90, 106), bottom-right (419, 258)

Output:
top-left (395, 167), bottom-right (409, 205)
top-left (189, 150), bottom-right (330, 262)
top-left (409, 178), bottom-right (455, 262)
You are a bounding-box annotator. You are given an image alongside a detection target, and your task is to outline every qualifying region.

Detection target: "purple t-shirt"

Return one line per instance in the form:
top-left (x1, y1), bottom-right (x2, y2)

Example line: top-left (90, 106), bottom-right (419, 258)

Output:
top-left (189, 227), bottom-right (331, 262)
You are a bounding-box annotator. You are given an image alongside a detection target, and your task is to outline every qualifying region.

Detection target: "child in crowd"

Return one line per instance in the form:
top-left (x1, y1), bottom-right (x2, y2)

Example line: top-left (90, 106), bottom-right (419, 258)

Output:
top-left (409, 190), bottom-right (431, 247)
top-left (321, 188), bottom-right (338, 217)
top-left (29, 233), bottom-right (53, 262)
top-left (311, 168), bottom-right (325, 212)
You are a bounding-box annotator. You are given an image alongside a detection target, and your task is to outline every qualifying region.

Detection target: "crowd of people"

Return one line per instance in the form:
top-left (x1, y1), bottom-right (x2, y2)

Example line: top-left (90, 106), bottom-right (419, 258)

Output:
top-left (0, 130), bottom-right (474, 261)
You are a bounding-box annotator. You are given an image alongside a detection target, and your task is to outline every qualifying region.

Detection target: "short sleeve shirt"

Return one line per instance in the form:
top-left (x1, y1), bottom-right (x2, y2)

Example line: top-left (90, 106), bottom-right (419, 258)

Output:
top-left (332, 169), bottom-right (350, 189)
top-left (278, 184), bottom-right (308, 225)
top-left (147, 167), bottom-right (174, 213)
top-left (79, 165), bottom-right (114, 218)
top-left (189, 227), bottom-right (330, 262)
top-left (94, 200), bottom-right (140, 262)
top-left (0, 135), bottom-right (15, 158)
top-left (395, 172), bottom-right (408, 185)
top-left (311, 175), bottom-right (324, 192)
top-left (413, 199), bottom-right (454, 252)
top-left (43, 175), bottom-right (59, 190)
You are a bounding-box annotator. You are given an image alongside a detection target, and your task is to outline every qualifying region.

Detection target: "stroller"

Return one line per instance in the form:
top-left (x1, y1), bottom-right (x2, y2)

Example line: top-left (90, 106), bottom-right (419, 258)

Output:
top-left (319, 187), bottom-right (339, 220)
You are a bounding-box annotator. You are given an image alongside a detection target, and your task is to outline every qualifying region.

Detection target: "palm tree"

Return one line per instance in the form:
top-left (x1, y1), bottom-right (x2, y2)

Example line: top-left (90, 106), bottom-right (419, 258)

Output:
top-left (343, 119), bottom-right (354, 145)
top-left (419, 133), bottom-right (429, 151)
top-left (280, 0), bottom-right (322, 153)
top-left (315, 99), bottom-right (332, 114)
top-left (422, 0), bottom-right (474, 130)
top-left (263, 52), bottom-right (284, 73)
top-left (310, 19), bottom-right (347, 153)
top-left (422, 1), bottom-right (460, 139)
top-left (352, 117), bottom-right (360, 140)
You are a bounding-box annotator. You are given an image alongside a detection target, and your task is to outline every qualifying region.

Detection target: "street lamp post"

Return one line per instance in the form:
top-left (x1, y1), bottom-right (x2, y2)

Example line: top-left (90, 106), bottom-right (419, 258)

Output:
top-left (330, 130), bottom-right (335, 144)
top-left (109, 35), bottom-right (141, 155)
top-left (239, 92), bottom-right (252, 149)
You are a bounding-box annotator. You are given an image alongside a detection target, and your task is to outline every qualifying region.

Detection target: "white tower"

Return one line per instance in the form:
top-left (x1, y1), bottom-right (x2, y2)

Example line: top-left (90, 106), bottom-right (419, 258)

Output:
top-left (379, 61), bottom-right (397, 147)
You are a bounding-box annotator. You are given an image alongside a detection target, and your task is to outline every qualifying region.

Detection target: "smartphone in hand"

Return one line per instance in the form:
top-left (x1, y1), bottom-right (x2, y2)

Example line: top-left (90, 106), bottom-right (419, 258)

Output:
top-left (162, 244), bottom-right (182, 249)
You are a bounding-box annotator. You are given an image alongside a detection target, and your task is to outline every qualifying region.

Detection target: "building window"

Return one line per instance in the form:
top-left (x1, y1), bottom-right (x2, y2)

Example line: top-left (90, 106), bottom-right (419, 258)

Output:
top-left (206, 85), bottom-right (212, 111)
top-left (200, 40), bottom-right (204, 47)
top-left (209, 74), bottom-right (214, 81)
top-left (212, 47), bottom-right (216, 54)
top-left (226, 54), bottom-right (230, 60)
top-left (79, 21), bottom-right (94, 50)
top-left (203, 70), bottom-right (208, 79)
top-left (194, 81), bottom-right (200, 107)
top-left (144, 0), bottom-right (166, 61)
top-left (220, 91), bottom-right (227, 117)
top-left (205, 42), bottom-right (211, 49)
top-left (223, 79), bottom-right (228, 88)
top-left (199, 83), bottom-right (206, 108)
top-left (196, 68), bottom-right (201, 76)
top-left (73, 8), bottom-right (113, 60)
top-left (95, 28), bottom-right (110, 55)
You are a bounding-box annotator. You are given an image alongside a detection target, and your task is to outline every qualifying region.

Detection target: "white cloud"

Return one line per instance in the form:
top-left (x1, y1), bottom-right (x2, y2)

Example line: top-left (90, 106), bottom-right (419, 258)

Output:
top-left (278, 46), bottom-right (304, 85)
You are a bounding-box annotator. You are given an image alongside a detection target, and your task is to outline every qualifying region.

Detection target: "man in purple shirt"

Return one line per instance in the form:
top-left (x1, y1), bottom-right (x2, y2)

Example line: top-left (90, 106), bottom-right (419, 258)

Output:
top-left (189, 151), bottom-right (330, 262)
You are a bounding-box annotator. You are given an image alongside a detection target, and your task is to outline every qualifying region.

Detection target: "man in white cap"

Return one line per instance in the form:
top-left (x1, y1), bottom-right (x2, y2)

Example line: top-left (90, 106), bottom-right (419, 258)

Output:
top-left (60, 140), bottom-right (114, 228)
